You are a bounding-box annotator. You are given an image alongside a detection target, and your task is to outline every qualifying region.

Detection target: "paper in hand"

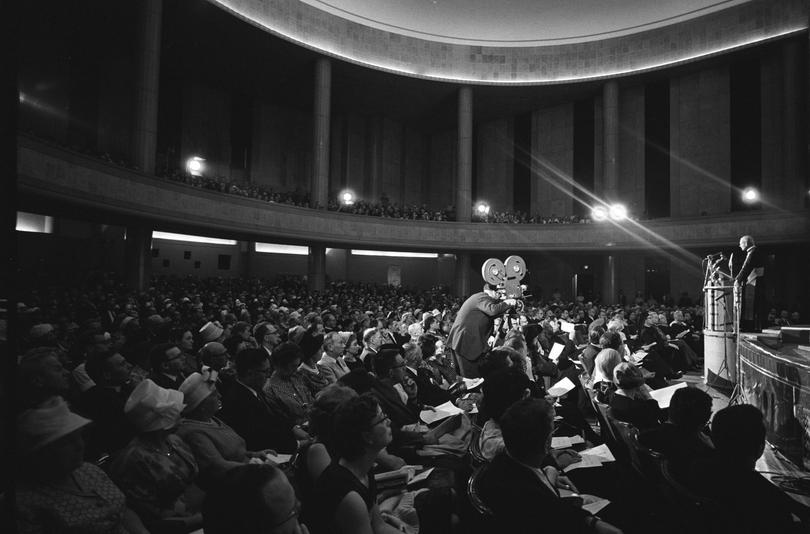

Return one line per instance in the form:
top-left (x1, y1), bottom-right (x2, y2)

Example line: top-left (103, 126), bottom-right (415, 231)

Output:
top-left (648, 381), bottom-right (687, 409)
top-left (547, 377), bottom-right (576, 397)
top-left (548, 343), bottom-right (565, 363)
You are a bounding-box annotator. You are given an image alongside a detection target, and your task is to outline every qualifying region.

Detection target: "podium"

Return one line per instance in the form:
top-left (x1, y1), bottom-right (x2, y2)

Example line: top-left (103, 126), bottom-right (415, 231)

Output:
top-left (703, 283), bottom-right (736, 393)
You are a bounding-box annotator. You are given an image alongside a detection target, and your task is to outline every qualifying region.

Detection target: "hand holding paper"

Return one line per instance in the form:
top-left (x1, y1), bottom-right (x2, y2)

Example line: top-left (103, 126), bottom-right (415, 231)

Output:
top-left (547, 376), bottom-right (576, 397)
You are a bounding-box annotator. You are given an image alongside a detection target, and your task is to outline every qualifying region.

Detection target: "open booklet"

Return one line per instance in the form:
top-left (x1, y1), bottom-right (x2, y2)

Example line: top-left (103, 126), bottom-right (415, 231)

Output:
top-left (648, 381), bottom-right (687, 409)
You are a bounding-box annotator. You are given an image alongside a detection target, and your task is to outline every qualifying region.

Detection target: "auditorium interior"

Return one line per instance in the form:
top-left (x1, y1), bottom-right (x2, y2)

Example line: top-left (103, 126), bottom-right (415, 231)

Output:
top-left (6, 0), bottom-right (810, 532)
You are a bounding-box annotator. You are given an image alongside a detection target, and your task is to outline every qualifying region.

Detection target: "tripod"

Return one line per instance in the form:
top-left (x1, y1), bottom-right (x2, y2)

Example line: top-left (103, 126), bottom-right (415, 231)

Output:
top-left (727, 283), bottom-right (744, 405)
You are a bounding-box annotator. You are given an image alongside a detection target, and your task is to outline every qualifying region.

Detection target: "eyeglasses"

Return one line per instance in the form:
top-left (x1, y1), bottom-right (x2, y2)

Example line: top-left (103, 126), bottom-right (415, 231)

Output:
top-left (370, 411), bottom-right (390, 427)
top-left (269, 499), bottom-right (301, 528)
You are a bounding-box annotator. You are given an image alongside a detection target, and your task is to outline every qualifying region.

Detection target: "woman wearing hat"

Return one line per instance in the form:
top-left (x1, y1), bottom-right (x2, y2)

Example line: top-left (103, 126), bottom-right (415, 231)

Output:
top-left (109, 379), bottom-right (202, 533)
top-left (15, 397), bottom-right (149, 533)
top-left (175, 371), bottom-right (276, 490)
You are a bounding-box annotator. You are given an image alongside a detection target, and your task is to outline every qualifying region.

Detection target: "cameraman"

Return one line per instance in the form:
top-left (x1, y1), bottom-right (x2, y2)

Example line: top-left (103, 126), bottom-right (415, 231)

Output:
top-left (446, 283), bottom-right (517, 378)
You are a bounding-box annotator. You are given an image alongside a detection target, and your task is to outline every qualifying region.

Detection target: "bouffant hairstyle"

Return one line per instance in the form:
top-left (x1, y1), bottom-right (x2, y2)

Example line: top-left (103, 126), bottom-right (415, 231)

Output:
top-left (308, 385), bottom-right (358, 451)
top-left (271, 342), bottom-right (304, 369)
top-left (331, 394), bottom-right (381, 460)
top-left (613, 362), bottom-right (645, 389)
top-left (481, 367), bottom-right (530, 423)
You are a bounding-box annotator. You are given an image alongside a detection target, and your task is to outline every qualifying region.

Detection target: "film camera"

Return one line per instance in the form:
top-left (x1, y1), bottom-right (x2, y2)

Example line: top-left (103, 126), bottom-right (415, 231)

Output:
top-left (481, 255), bottom-right (528, 312)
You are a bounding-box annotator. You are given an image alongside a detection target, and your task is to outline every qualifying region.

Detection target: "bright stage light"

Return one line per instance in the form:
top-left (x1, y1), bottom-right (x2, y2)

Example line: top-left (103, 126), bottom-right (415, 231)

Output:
top-left (339, 190), bottom-right (356, 205)
top-left (591, 206), bottom-right (608, 221)
top-left (186, 156), bottom-right (205, 177)
top-left (475, 202), bottom-right (491, 216)
top-left (609, 204), bottom-right (628, 221)
top-left (742, 187), bottom-right (759, 203)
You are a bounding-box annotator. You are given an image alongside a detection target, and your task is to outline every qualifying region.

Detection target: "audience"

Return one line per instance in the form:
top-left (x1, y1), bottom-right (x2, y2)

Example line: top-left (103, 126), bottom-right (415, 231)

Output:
top-left (477, 398), bottom-right (623, 533)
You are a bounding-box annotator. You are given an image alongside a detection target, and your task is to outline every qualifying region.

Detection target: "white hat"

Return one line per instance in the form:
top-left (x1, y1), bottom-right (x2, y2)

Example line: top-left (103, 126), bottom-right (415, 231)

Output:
top-left (199, 321), bottom-right (224, 343)
top-left (17, 397), bottom-right (91, 452)
top-left (179, 370), bottom-right (218, 413)
top-left (124, 379), bottom-right (185, 432)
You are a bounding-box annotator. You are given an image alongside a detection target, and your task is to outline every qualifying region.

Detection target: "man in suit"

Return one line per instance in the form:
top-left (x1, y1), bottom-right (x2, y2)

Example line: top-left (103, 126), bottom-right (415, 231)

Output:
top-left (478, 398), bottom-right (623, 534)
top-left (729, 235), bottom-right (766, 331)
top-left (149, 343), bottom-right (186, 390)
top-left (317, 331), bottom-right (350, 384)
top-left (402, 341), bottom-right (452, 407)
top-left (218, 348), bottom-right (303, 453)
top-left (359, 327), bottom-right (386, 374)
top-left (446, 284), bottom-right (516, 378)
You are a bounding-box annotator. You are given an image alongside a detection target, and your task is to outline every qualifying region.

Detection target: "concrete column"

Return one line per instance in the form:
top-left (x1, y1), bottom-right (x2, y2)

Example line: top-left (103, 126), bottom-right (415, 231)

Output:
top-left (783, 40), bottom-right (804, 205)
top-left (240, 241), bottom-right (254, 279)
top-left (132, 0), bottom-right (162, 174)
top-left (311, 58), bottom-right (331, 209)
top-left (308, 245), bottom-right (326, 292)
top-left (125, 225), bottom-right (152, 291)
top-left (454, 253), bottom-right (471, 297)
top-left (602, 254), bottom-right (617, 305)
top-left (456, 86), bottom-right (473, 222)
top-left (602, 80), bottom-right (619, 202)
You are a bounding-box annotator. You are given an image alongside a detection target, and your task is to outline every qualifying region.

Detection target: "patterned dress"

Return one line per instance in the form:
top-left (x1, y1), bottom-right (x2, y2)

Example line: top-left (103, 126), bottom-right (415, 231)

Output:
top-left (109, 433), bottom-right (199, 527)
top-left (16, 463), bottom-right (127, 533)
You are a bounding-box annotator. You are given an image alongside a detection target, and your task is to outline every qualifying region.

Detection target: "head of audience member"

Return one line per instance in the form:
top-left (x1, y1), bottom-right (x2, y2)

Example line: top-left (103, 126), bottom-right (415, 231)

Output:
top-left (86, 347), bottom-right (133, 388)
top-left (254, 322), bottom-right (282, 352)
top-left (332, 394), bottom-right (392, 461)
top-left (417, 334), bottom-right (437, 359)
top-left (199, 321), bottom-right (225, 344)
top-left (591, 348), bottom-right (623, 385)
top-left (343, 332), bottom-right (361, 358)
top-left (232, 321), bottom-right (252, 341)
top-left (16, 397), bottom-right (92, 482)
top-left (28, 323), bottom-right (57, 348)
top-left (502, 330), bottom-right (528, 358)
top-left (308, 384), bottom-right (358, 453)
top-left (589, 327), bottom-right (605, 346)
top-left (479, 347), bottom-right (517, 379)
top-left (149, 342), bottom-right (185, 378)
top-left (599, 331), bottom-right (622, 351)
top-left (200, 344), bottom-right (232, 371)
top-left (711, 404), bottom-right (766, 470)
top-left (18, 347), bottom-right (71, 409)
top-left (124, 378), bottom-right (186, 435)
top-left (338, 367), bottom-right (376, 396)
top-left (374, 346), bottom-right (407, 385)
top-left (362, 327), bottom-right (385, 351)
top-left (271, 342), bottom-right (304, 379)
top-left (481, 367), bottom-right (531, 424)
top-left (235, 348), bottom-right (272, 391)
top-left (500, 397), bottom-right (555, 467)
top-left (323, 331), bottom-right (347, 360)
top-left (203, 463), bottom-right (305, 534)
top-left (672, 310), bottom-right (685, 323)
top-left (613, 362), bottom-right (645, 389)
top-left (640, 311), bottom-right (656, 329)
top-left (322, 313), bottom-right (337, 332)
top-left (179, 371), bottom-right (221, 421)
top-left (668, 387), bottom-right (712, 433)
top-left (401, 342), bottom-right (423, 370)
top-left (298, 331), bottom-right (324, 365)
top-left (606, 318), bottom-right (625, 333)
top-left (171, 328), bottom-right (195, 353)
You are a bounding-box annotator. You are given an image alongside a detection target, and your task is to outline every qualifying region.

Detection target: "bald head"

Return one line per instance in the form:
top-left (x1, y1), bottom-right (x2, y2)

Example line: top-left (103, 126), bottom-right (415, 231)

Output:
top-left (739, 235), bottom-right (755, 251)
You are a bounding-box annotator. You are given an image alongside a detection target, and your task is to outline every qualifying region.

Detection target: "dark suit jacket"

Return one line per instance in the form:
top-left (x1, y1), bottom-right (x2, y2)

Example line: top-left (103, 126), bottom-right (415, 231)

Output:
top-left (478, 452), bottom-right (593, 534)
top-left (446, 292), bottom-right (511, 361)
top-left (150, 371), bottom-right (185, 391)
top-left (74, 386), bottom-right (135, 459)
top-left (218, 381), bottom-right (298, 453)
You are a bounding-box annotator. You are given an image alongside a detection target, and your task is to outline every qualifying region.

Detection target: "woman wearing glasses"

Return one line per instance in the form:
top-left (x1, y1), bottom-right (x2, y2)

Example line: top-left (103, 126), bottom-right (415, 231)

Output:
top-left (310, 394), bottom-right (405, 534)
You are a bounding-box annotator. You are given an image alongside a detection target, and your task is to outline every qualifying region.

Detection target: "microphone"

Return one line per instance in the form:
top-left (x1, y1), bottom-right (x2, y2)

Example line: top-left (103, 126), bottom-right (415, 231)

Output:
top-left (706, 251), bottom-right (724, 260)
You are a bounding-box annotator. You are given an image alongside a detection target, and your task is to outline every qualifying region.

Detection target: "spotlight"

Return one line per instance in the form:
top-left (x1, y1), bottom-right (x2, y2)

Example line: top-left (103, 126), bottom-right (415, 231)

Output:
top-left (338, 190), bottom-right (355, 206)
top-left (475, 202), bottom-right (491, 216)
top-left (742, 187), bottom-right (759, 204)
top-left (186, 156), bottom-right (205, 177)
top-left (591, 206), bottom-right (608, 221)
top-left (609, 204), bottom-right (628, 221)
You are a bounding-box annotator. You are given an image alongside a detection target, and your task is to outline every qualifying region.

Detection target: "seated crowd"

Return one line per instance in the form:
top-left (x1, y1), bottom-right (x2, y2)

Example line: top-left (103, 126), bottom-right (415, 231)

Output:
top-left (13, 273), bottom-right (806, 533)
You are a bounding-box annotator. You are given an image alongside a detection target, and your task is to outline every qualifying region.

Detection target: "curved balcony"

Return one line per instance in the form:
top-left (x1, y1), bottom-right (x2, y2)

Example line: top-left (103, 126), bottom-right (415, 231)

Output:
top-left (213, 0), bottom-right (807, 84)
top-left (17, 136), bottom-right (810, 252)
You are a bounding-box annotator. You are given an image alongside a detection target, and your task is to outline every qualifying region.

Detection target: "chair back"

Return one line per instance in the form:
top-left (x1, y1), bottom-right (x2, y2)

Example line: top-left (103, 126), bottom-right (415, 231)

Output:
top-left (468, 424), bottom-right (488, 467)
top-left (467, 464), bottom-right (495, 517)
